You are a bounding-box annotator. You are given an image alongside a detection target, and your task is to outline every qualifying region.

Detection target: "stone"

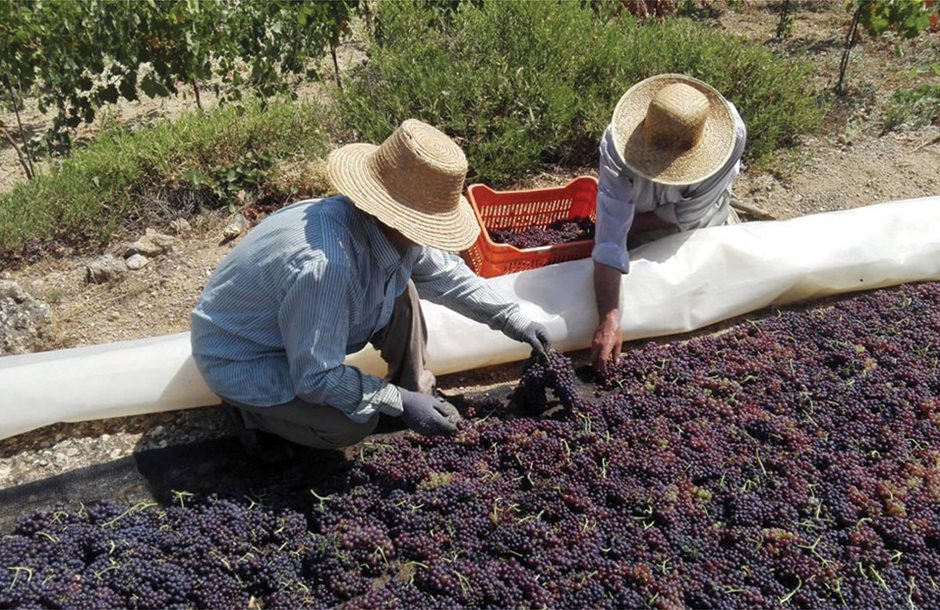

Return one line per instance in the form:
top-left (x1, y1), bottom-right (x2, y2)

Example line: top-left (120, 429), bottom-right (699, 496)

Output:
top-left (85, 254), bottom-right (127, 285)
top-left (0, 280), bottom-right (53, 355)
top-left (169, 218), bottom-right (193, 235)
top-left (222, 213), bottom-right (248, 242)
top-left (125, 253), bottom-right (150, 270)
top-left (124, 229), bottom-right (177, 258)
top-left (750, 174), bottom-right (777, 194)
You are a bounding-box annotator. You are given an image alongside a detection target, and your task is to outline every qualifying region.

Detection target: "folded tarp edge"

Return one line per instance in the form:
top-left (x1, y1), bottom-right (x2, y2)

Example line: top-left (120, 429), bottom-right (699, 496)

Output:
top-left (0, 196), bottom-right (937, 440)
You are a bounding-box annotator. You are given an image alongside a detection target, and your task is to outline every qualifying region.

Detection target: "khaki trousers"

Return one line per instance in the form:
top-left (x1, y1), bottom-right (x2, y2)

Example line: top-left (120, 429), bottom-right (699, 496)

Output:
top-left (227, 281), bottom-right (434, 449)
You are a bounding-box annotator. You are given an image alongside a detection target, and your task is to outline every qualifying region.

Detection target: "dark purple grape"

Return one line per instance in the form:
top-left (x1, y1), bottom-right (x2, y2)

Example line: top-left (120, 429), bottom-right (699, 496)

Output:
top-left (2, 282), bottom-right (938, 610)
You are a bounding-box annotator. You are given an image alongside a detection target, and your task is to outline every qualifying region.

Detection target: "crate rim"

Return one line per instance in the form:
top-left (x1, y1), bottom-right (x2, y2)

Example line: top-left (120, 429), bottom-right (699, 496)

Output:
top-left (465, 174), bottom-right (598, 200)
top-left (465, 175), bottom-right (598, 256)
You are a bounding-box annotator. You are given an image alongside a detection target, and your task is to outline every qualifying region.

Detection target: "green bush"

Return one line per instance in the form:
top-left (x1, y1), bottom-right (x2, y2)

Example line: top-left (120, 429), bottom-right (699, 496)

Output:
top-left (885, 84), bottom-right (940, 130)
top-left (339, 0), bottom-right (824, 185)
top-left (0, 100), bottom-right (328, 256)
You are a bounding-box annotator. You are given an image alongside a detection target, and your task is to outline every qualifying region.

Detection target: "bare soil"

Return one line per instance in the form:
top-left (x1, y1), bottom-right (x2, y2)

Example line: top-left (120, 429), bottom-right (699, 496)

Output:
top-left (1, 1), bottom-right (939, 487)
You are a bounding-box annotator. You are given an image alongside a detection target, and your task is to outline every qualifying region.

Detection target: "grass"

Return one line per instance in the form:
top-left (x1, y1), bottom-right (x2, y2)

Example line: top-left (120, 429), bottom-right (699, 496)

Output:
top-left (0, 99), bottom-right (329, 258)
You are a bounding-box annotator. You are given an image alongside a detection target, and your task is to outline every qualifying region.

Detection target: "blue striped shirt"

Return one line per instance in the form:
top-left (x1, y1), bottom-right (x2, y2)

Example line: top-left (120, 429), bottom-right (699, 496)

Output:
top-left (190, 196), bottom-right (528, 423)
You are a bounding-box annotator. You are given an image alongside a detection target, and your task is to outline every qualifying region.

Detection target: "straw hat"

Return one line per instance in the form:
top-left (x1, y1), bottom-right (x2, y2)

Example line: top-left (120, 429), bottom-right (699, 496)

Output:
top-left (328, 119), bottom-right (479, 251)
top-left (611, 74), bottom-right (735, 185)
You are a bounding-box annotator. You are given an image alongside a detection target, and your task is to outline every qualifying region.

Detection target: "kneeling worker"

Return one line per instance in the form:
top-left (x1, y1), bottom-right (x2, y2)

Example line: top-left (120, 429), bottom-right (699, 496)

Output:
top-left (191, 119), bottom-right (550, 450)
top-left (592, 74), bottom-right (747, 375)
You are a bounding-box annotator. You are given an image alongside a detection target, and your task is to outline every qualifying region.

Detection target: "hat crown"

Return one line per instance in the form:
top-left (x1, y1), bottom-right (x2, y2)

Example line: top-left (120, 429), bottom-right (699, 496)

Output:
top-left (368, 119), bottom-right (468, 214)
top-left (643, 83), bottom-right (709, 151)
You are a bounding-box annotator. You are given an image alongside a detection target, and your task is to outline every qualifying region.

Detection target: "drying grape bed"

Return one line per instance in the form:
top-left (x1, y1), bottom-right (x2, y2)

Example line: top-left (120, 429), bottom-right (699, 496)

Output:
top-left (2, 282), bottom-right (939, 609)
top-left (489, 217), bottom-right (594, 249)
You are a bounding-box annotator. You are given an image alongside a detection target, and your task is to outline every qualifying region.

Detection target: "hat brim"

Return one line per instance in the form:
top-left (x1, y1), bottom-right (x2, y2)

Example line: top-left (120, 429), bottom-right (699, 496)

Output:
top-left (328, 143), bottom-right (480, 252)
top-left (611, 74), bottom-right (735, 186)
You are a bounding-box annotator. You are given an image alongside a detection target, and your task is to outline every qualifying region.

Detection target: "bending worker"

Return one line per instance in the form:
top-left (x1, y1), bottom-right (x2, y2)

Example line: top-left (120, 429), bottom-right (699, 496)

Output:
top-left (591, 74), bottom-right (747, 375)
top-left (191, 119), bottom-right (550, 450)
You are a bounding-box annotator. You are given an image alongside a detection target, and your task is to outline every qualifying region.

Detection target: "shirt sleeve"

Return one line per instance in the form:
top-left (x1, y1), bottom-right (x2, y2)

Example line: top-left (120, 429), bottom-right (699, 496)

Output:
top-left (410, 247), bottom-right (530, 333)
top-left (592, 126), bottom-right (635, 274)
top-left (278, 258), bottom-right (403, 423)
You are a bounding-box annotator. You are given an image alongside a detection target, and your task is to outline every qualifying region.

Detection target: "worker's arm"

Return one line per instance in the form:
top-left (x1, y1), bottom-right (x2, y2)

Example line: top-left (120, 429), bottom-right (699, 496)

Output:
top-left (411, 248), bottom-right (550, 355)
top-left (279, 259), bottom-right (403, 423)
top-left (590, 126), bottom-right (636, 374)
top-left (592, 261), bottom-right (623, 376)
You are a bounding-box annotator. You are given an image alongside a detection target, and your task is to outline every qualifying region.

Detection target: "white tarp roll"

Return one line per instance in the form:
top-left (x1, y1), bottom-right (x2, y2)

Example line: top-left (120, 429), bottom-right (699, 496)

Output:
top-left (1, 196), bottom-right (938, 440)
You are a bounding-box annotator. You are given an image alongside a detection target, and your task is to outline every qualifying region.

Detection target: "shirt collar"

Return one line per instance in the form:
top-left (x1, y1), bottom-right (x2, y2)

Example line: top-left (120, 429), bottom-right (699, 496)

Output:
top-left (362, 212), bottom-right (405, 271)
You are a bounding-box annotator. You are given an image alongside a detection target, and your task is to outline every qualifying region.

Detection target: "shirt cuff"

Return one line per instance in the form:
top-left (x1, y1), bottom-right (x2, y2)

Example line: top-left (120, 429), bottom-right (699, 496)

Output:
top-left (347, 380), bottom-right (403, 423)
top-left (374, 383), bottom-right (404, 417)
top-left (592, 241), bottom-right (631, 274)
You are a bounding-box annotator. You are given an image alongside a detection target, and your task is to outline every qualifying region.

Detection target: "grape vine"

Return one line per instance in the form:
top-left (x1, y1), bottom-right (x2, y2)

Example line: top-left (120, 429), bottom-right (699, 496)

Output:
top-left (0, 0), bottom-right (361, 175)
top-left (837, 0), bottom-right (938, 93)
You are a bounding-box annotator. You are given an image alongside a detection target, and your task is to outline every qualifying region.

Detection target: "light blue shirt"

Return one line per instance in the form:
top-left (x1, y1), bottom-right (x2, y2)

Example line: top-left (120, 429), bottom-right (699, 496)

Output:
top-left (191, 196), bottom-right (528, 422)
top-left (592, 101), bottom-right (747, 273)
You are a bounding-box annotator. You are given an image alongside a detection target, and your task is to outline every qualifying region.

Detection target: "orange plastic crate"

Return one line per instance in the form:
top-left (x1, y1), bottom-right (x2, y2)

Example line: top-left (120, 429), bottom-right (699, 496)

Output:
top-left (462, 176), bottom-right (598, 278)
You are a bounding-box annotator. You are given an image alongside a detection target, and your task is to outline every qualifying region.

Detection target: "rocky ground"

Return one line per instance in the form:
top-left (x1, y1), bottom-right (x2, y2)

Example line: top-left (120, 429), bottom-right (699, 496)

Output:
top-left (1, 1), bottom-right (939, 489)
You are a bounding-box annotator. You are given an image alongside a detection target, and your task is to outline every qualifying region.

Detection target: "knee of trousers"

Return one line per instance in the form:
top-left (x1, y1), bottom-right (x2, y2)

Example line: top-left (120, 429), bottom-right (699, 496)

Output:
top-left (317, 412), bottom-right (381, 449)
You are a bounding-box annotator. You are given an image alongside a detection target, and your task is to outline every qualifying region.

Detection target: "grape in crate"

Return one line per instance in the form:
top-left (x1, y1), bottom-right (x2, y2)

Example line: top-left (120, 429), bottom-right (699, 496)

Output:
top-left (489, 216), bottom-right (596, 249)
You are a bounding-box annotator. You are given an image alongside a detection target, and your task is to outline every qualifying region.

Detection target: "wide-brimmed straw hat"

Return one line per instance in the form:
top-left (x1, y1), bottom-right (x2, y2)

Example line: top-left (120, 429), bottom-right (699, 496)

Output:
top-left (328, 119), bottom-right (479, 251)
top-left (611, 74), bottom-right (735, 185)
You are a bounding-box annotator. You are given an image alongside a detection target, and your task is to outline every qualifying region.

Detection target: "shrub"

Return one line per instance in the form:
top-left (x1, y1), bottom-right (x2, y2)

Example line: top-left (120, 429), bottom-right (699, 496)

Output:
top-left (884, 83), bottom-right (940, 130)
top-left (338, 0), bottom-right (824, 185)
top-left (0, 99), bottom-right (328, 257)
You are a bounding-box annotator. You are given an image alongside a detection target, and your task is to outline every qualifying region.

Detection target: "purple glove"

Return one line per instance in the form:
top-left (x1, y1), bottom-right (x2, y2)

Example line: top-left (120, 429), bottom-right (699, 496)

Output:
top-left (397, 388), bottom-right (461, 437)
top-left (506, 321), bottom-right (551, 358)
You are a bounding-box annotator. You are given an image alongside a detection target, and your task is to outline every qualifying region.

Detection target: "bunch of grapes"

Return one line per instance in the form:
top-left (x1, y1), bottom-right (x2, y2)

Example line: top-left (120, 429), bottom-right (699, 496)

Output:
top-left (514, 351), bottom-right (585, 414)
top-left (490, 217), bottom-right (595, 249)
top-left (1, 282), bottom-right (938, 609)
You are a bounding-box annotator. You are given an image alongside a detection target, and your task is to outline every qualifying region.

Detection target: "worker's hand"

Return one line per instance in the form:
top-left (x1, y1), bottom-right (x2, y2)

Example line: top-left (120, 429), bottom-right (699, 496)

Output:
top-left (397, 388), bottom-right (461, 437)
top-left (506, 321), bottom-right (552, 358)
top-left (591, 314), bottom-right (622, 377)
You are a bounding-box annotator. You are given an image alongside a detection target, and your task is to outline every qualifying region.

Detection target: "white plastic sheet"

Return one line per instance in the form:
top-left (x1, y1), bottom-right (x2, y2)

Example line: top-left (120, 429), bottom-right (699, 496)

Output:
top-left (1, 196), bottom-right (938, 440)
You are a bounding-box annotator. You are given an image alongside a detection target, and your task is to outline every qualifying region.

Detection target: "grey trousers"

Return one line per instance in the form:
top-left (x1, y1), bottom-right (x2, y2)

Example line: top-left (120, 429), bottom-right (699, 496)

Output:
top-left (227, 281), bottom-right (434, 449)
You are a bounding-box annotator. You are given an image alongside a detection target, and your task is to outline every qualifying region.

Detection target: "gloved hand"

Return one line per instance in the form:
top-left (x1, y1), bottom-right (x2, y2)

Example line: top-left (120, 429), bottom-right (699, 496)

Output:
top-left (397, 388), bottom-right (462, 437)
top-left (505, 320), bottom-right (551, 358)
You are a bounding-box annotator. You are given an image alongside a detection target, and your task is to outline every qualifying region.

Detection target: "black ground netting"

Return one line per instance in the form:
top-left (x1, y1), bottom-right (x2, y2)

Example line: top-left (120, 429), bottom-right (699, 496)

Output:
top-left (1, 282), bottom-right (939, 610)
top-left (0, 437), bottom-right (357, 532)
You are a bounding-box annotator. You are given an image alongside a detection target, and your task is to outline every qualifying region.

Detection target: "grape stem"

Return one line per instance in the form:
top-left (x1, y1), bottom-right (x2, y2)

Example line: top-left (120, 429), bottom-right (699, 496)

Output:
top-left (7, 566), bottom-right (33, 590)
top-left (779, 576), bottom-right (803, 604)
